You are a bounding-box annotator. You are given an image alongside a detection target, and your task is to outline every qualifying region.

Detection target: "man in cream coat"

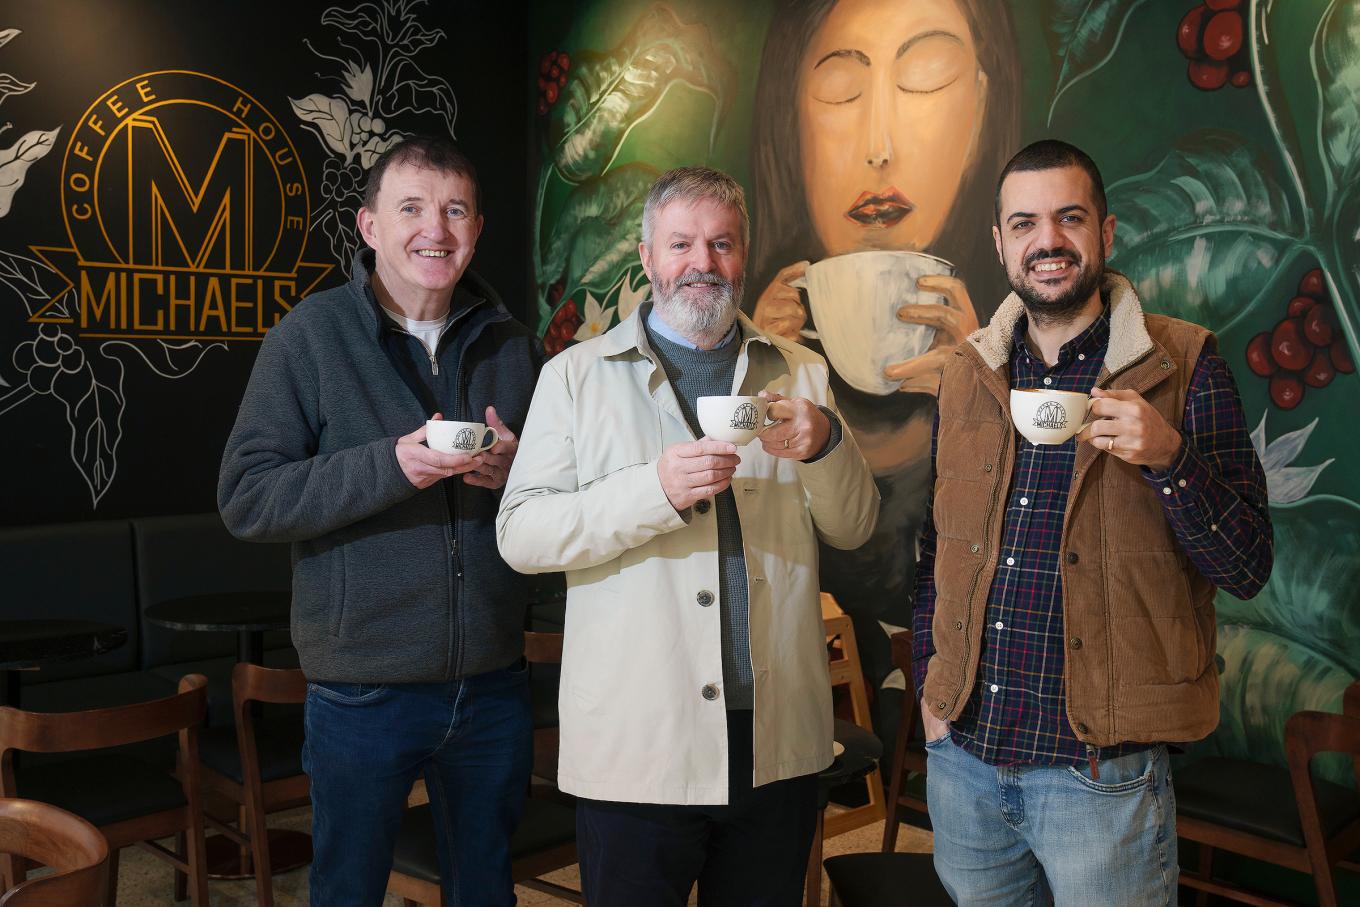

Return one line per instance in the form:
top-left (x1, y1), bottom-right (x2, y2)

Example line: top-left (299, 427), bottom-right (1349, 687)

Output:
top-left (497, 167), bottom-right (879, 905)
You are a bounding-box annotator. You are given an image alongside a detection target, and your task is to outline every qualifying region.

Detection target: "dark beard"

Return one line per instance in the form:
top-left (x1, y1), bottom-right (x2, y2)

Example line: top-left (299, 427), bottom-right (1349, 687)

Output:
top-left (1008, 246), bottom-right (1104, 327)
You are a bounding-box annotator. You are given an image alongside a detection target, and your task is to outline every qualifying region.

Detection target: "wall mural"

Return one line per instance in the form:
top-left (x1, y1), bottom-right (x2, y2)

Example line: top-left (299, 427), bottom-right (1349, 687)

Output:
top-left (530, 0), bottom-right (1360, 784)
top-left (0, 1), bottom-right (522, 525)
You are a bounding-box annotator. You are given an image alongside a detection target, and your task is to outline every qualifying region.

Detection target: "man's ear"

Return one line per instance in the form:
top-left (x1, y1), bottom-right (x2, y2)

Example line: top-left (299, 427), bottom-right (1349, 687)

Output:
top-left (357, 207), bottom-right (378, 250)
top-left (1102, 213), bottom-right (1116, 259)
top-left (638, 240), bottom-right (653, 281)
top-left (992, 225), bottom-right (1004, 268)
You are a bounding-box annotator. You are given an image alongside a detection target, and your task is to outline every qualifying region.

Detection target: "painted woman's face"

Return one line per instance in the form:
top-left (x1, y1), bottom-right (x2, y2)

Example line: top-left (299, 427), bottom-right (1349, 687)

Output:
top-left (797, 0), bottom-right (986, 258)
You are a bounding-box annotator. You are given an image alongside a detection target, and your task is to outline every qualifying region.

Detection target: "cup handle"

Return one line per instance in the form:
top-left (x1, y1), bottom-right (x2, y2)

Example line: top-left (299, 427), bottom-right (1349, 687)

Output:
top-left (480, 427), bottom-right (500, 452)
top-left (1078, 398), bottom-right (1097, 433)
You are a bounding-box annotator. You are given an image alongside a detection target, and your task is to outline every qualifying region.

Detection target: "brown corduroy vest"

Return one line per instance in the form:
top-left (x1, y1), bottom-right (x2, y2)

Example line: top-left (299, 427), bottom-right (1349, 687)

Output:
top-left (923, 277), bottom-right (1220, 747)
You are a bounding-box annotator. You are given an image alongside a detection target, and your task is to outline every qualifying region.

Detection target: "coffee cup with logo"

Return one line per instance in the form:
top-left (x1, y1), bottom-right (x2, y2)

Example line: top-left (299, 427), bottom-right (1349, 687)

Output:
top-left (1008, 388), bottom-right (1094, 445)
top-left (696, 396), bottom-right (775, 445)
top-left (790, 249), bottom-right (955, 396)
top-left (426, 420), bottom-right (500, 455)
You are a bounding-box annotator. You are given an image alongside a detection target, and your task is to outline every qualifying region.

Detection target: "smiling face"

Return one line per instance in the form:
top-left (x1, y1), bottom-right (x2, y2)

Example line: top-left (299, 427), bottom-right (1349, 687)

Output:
top-left (992, 164), bottom-right (1116, 323)
top-left (356, 161), bottom-right (483, 314)
top-left (638, 195), bottom-right (747, 343)
top-left (797, 0), bottom-right (986, 258)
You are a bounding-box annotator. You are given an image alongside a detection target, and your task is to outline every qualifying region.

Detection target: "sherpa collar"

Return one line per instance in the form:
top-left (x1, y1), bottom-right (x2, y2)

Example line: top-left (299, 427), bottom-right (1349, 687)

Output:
top-left (967, 271), bottom-right (1153, 376)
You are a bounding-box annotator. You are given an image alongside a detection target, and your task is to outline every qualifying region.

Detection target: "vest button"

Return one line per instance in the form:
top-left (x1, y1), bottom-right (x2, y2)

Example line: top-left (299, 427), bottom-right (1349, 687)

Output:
top-left (983, 463), bottom-right (993, 473)
top-left (1071, 637), bottom-right (1083, 649)
top-left (701, 684), bottom-right (719, 701)
top-left (953, 620), bottom-right (963, 631)
top-left (696, 590), bottom-right (714, 607)
top-left (1076, 722), bottom-right (1090, 734)
top-left (970, 544), bottom-right (980, 554)
top-left (1066, 551), bottom-right (1079, 565)
top-left (695, 499), bottom-right (711, 514)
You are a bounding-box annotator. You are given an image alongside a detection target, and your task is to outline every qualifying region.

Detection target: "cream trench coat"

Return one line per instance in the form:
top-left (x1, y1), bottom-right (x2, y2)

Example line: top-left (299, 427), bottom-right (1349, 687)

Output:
top-left (497, 307), bottom-right (879, 805)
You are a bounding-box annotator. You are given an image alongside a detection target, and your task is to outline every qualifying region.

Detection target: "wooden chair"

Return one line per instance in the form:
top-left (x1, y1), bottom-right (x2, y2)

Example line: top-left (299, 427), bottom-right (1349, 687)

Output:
top-left (0, 798), bottom-right (108, 906)
top-left (1176, 680), bottom-right (1360, 906)
top-left (386, 631), bottom-right (582, 906)
top-left (0, 674), bottom-right (209, 906)
top-left (820, 594), bottom-right (886, 838)
top-left (198, 662), bottom-right (309, 907)
top-left (821, 629), bottom-right (952, 907)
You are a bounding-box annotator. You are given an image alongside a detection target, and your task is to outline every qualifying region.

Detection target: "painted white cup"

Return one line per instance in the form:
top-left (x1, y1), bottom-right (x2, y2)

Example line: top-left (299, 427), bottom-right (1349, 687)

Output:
top-left (1008, 389), bottom-right (1093, 445)
top-left (426, 420), bottom-right (500, 454)
top-left (696, 395), bottom-right (775, 445)
top-left (791, 249), bottom-right (955, 396)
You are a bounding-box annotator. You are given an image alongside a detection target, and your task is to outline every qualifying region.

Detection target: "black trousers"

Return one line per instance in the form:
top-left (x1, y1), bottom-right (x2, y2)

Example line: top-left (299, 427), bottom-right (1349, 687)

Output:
top-left (576, 709), bottom-right (820, 907)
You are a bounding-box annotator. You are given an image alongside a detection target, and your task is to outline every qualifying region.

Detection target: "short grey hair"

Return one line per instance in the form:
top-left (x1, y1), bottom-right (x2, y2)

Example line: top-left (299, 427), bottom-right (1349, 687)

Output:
top-left (641, 166), bottom-right (750, 249)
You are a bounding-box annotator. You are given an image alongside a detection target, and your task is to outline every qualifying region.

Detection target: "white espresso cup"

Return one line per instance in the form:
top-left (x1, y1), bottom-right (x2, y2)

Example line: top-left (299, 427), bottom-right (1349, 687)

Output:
top-left (426, 420), bottom-right (500, 454)
top-left (1008, 389), bottom-right (1094, 445)
top-left (791, 249), bottom-right (955, 396)
top-left (696, 395), bottom-right (775, 445)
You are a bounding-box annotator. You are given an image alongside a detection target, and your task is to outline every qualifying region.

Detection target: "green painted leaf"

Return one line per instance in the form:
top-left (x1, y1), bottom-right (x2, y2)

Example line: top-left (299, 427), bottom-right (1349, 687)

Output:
top-left (540, 163), bottom-right (656, 295)
top-left (1108, 132), bottom-right (1301, 331)
top-left (1316, 0), bottom-right (1360, 199)
top-left (1045, 0), bottom-right (1146, 126)
top-left (1214, 496), bottom-right (1360, 676)
top-left (547, 4), bottom-right (733, 184)
top-left (1189, 623), bottom-right (1355, 785)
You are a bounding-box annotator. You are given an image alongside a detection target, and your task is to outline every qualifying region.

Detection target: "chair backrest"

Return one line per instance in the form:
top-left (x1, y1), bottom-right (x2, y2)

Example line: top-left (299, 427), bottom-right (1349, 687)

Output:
top-left (525, 631), bottom-right (563, 665)
top-left (1285, 703), bottom-right (1360, 907)
top-left (883, 630), bottom-right (927, 851)
top-left (0, 675), bottom-right (208, 798)
top-left (0, 798), bottom-right (108, 906)
top-left (232, 663), bottom-right (306, 714)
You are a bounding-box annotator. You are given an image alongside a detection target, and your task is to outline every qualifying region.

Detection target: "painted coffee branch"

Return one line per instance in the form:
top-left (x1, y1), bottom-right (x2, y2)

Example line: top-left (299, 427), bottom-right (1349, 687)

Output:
top-left (0, 1), bottom-right (1355, 905)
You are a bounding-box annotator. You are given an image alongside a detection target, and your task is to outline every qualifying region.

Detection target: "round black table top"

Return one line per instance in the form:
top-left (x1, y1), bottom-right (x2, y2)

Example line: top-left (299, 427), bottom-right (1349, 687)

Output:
top-left (0, 619), bottom-right (128, 670)
top-left (144, 591), bottom-right (291, 633)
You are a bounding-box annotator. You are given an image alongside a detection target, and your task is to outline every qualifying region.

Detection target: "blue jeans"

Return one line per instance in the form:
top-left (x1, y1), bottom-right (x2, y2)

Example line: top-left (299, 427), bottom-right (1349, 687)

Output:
top-left (925, 735), bottom-right (1177, 906)
top-left (302, 662), bottom-right (533, 907)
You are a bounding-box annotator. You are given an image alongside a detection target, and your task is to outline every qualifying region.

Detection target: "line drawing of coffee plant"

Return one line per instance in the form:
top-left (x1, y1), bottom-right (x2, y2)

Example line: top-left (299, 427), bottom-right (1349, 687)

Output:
top-left (291, 0), bottom-right (459, 273)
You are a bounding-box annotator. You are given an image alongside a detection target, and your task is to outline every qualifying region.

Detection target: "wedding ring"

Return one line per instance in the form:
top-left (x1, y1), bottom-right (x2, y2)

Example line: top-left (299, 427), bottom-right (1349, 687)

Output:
top-left (783, 438), bottom-right (791, 449)
top-left (1107, 436), bottom-right (1115, 452)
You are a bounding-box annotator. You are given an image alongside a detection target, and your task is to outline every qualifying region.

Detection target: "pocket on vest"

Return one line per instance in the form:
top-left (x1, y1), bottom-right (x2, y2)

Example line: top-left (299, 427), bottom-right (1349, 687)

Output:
top-left (1111, 614), bottom-right (1205, 685)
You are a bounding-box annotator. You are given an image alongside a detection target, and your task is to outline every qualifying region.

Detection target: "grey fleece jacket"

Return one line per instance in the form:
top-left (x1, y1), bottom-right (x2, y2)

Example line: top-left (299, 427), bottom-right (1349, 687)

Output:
top-left (218, 250), bottom-right (544, 682)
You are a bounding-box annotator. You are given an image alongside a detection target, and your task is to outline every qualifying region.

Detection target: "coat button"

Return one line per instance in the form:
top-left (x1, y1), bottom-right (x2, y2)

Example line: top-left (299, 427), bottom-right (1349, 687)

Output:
top-left (696, 590), bottom-right (714, 607)
top-left (970, 544), bottom-right (980, 554)
top-left (1066, 551), bottom-right (1079, 565)
top-left (1071, 637), bottom-right (1083, 650)
top-left (953, 620), bottom-right (963, 630)
top-left (1076, 722), bottom-right (1090, 734)
top-left (936, 700), bottom-right (947, 711)
top-left (1161, 359), bottom-right (1172, 370)
top-left (695, 499), bottom-right (711, 514)
top-left (701, 684), bottom-right (719, 701)
top-left (983, 463), bottom-right (993, 473)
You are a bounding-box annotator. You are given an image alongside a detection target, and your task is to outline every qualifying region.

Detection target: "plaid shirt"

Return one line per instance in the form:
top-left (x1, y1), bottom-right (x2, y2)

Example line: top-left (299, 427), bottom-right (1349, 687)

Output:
top-left (912, 306), bottom-right (1272, 766)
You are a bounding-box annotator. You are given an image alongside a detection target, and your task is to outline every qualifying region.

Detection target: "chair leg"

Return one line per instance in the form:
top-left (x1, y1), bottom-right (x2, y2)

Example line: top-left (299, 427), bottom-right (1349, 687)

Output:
top-left (185, 816), bottom-right (210, 906)
top-left (106, 846), bottom-right (120, 907)
top-left (247, 792), bottom-right (275, 906)
top-left (805, 808), bottom-right (825, 907)
top-left (174, 831), bottom-right (187, 902)
top-left (1194, 845), bottom-right (1213, 907)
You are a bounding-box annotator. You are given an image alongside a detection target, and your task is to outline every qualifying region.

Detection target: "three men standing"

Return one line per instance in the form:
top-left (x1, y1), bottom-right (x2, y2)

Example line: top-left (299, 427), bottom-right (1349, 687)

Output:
top-left (497, 167), bottom-right (880, 906)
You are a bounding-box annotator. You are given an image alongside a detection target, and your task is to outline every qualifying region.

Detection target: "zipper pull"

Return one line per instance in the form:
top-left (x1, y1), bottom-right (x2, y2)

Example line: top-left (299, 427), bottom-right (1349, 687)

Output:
top-left (429, 352), bottom-right (439, 376)
top-left (1086, 743), bottom-right (1100, 781)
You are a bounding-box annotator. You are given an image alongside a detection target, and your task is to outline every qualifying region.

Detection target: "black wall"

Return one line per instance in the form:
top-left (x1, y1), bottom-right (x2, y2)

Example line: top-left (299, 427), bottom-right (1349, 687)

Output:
top-left (0, 0), bottom-right (530, 525)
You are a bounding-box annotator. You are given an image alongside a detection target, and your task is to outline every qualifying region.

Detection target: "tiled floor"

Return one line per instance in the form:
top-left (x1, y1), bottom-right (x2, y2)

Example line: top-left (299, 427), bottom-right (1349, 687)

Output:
top-left (115, 804), bottom-right (934, 905)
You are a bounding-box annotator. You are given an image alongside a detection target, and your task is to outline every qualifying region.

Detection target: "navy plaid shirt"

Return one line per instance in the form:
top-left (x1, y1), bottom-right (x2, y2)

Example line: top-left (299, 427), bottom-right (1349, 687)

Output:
top-left (912, 306), bottom-right (1272, 766)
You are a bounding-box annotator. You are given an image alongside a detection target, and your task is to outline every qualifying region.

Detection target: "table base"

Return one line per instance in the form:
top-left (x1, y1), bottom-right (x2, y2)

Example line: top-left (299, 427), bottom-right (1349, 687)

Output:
top-left (204, 828), bottom-right (311, 880)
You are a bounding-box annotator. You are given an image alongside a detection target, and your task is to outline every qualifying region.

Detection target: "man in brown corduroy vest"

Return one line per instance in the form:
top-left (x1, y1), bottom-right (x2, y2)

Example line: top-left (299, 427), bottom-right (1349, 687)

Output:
top-left (912, 141), bottom-right (1272, 906)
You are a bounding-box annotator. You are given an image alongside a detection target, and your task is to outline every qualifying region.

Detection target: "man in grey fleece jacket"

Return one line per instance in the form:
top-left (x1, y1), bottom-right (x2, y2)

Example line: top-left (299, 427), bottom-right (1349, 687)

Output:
top-left (218, 137), bottom-right (542, 907)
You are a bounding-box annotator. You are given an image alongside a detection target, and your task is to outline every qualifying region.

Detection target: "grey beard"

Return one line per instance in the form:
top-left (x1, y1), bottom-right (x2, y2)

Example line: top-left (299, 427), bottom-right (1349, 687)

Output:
top-left (651, 272), bottom-right (744, 346)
